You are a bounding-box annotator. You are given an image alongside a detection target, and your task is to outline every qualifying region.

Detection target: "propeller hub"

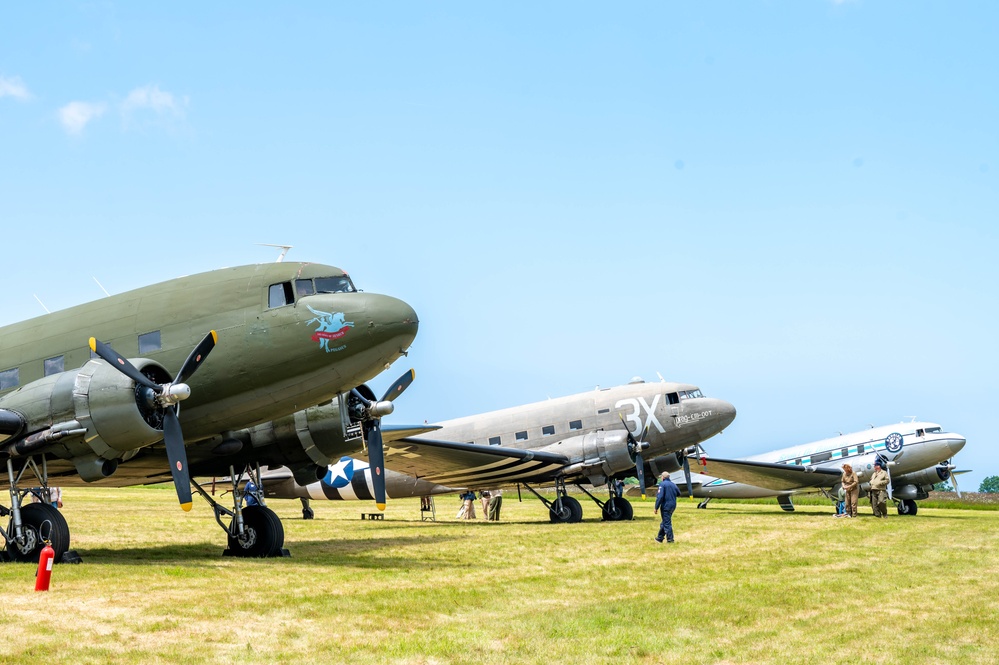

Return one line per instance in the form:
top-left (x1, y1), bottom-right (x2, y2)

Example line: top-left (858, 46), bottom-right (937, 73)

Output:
top-left (368, 400), bottom-right (394, 418)
top-left (158, 383), bottom-right (192, 406)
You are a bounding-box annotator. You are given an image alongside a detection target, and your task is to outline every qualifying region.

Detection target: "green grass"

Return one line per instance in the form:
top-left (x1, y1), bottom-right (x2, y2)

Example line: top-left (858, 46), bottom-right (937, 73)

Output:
top-left (2, 487), bottom-right (998, 665)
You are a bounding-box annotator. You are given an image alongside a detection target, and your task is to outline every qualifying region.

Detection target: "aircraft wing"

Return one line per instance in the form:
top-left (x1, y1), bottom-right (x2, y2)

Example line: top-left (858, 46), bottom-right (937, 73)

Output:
top-left (691, 456), bottom-right (841, 491)
top-left (382, 424), bottom-right (440, 443)
top-left (385, 437), bottom-right (570, 487)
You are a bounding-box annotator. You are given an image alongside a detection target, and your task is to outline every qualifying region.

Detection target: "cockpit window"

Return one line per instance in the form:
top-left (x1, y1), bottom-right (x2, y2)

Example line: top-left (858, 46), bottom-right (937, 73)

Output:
top-left (678, 389), bottom-right (705, 400)
top-left (295, 279), bottom-right (316, 297)
top-left (315, 276), bottom-right (356, 294)
top-left (268, 282), bottom-right (295, 308)
top-left (926, 427), bottom-right (942, 434)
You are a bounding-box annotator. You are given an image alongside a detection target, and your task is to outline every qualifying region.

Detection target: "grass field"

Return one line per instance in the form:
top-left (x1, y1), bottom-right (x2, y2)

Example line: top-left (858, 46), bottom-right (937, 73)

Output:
top-left (3, 487), bottom-right (998, 665)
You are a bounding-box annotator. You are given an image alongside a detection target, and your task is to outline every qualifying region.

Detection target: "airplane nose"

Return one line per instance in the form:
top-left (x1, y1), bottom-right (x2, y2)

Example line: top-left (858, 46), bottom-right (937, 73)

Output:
top-left (709, 399), bottom-right (737, 430)
top-left (947, 435), bottom-right (967, 456)
top-left (368, 294), bottom-right (420, 345)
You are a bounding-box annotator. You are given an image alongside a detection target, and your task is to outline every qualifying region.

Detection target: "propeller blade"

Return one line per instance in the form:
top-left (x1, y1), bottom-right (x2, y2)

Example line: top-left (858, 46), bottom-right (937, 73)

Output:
top-left (683, 456), bottom-right (694, 500)
top-left (351, 387), bottom-right (372, 406)
top-left (89, 337), bottom-right (161, 392)
top-left (174, 330), bottom-right (218, 384)
top-left (366, 420), bottom-right (387, 510)
top-left (950, 468), bottom-right (962, 499)
top-left (162, 407), bottom-right (193, 511)
top-left (380, 368), bottom-right (415, 403)
top-left (884, 458), bottom-right (893, 502)
top-left (635, 454), bottom-right (647, 499)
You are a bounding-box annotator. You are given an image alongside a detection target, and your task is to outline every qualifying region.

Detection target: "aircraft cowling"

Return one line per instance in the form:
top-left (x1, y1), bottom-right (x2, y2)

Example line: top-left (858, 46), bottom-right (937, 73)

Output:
top-left (0, 358), bottom-right (171, 475)
top-left (538, 430), bottom-right (634, 483)
top-left (647, 451), bottom-right (685, 475)
top-left (239, 401), bottom-right (353, 470)
top-left (892, 465), bottom-right (950, 492)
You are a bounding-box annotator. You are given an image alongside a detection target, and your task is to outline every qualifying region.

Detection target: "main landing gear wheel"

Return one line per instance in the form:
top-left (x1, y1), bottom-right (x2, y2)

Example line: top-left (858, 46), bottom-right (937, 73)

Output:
top-left (4, 503), bottom-right (71, 563)
top-left (601, 497), bottom-right (633, 521)
top-left (897, 499), bottom-right (918, 516)
top-left (227, 506), bottom-right (285, 558)
top-left (549, 496), bottom-right (583, 523)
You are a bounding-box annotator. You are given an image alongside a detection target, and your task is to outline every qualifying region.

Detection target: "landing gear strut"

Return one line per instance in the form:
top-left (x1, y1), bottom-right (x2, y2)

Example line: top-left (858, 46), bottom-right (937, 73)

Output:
top-left (522, 479), bottom-right (583, 523)
top-left (697, 497), bottom-right (712, 510)
top-left (573, 481), bottom-right (633, 521)
top-left (2, 458), bottom-right (74, 564)
top-left (192, 465), bottom-right (288, 558)
top-left (301, 497), bottom-right (314, 520)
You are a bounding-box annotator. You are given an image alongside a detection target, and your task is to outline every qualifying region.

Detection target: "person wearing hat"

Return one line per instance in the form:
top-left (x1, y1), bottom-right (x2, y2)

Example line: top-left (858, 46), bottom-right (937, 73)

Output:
top-left (653, 471), bottom-right (681, 544)
top-left (868, 460), bottom-right (890, 518)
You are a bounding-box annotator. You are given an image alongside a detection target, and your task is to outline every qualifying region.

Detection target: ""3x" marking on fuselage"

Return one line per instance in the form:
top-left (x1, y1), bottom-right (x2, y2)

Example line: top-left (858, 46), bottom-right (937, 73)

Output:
top-left (615, 395), bottom-right (666, 436)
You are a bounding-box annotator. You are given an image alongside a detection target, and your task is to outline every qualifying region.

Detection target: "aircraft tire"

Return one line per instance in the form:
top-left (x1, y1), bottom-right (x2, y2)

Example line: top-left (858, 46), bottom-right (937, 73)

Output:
top-left (897, 499), bottom-right (918, 516)
top-left (3, 503), bottom-right (71, 563)
top-left (549, 496), bottom-right (583, 523)
top-left (602, 497), bottom-right (633, 521)
top-left (227, 506), bottom-right (284, 557)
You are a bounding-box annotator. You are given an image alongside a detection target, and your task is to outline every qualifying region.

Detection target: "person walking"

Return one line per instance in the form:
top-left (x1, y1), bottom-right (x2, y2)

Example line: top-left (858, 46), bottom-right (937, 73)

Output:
top-left (869, 460), bottom-right (890, 518)
top-left (653, 471), bottom-right (681, 544)
top-left (479, 490), bottom-right (491, 517)
top-left (841, 463), bottom-right (859, 518)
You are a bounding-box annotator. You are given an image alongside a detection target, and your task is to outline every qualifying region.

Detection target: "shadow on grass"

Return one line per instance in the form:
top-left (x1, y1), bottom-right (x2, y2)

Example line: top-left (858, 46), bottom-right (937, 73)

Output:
top-left (65, 533), bottom-right (468, 567)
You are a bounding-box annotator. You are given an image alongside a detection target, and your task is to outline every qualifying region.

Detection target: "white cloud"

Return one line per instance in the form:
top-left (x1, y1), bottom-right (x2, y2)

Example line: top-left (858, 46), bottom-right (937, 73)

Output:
top-left (121, 84), bottom-right (187, 117)
top-left (58, 101), bottom-right (107, 135)
top-left (0, 75), bottom-right (31, 101)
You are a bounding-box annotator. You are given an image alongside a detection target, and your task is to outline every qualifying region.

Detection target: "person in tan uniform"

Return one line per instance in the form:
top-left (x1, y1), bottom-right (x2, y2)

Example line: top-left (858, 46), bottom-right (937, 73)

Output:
top-left (840, 464), bottom-right (859, 518)
top-left (868, 460), bottom-right (890, 518)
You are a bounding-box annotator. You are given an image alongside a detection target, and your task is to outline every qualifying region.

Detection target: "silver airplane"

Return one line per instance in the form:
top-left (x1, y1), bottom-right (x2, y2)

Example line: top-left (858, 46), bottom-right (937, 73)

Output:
top-left (661, 420), bottom-right (966, 515)
top-left (234, 377), bottom-right (736, 523)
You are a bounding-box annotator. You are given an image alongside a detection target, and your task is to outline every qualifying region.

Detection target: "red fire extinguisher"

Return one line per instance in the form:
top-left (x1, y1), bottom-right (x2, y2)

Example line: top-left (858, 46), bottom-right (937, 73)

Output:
top-left (35, 540), bottom-right (55, 591)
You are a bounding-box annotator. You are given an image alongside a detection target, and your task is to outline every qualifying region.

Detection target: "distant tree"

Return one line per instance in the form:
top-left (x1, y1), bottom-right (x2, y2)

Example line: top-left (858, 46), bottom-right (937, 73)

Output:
top-left (979, 476), bottom-right (999, 494)
top-left (933, 482), bottom-right (953, 492)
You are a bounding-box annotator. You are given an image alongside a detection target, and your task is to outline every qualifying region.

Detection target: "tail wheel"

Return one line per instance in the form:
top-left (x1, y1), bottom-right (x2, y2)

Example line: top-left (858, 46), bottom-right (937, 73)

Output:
top-left (4, 503), bottom-right (71, 563)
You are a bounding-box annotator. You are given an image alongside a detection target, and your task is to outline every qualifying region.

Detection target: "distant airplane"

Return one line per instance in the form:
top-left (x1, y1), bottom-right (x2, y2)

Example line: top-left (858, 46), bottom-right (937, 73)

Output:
top-left (233, 377), bottom-right (737, 523)
top-left (658, 421), bottom-right (966, 515)
top-left (1, 262), bottom-right (418, 561)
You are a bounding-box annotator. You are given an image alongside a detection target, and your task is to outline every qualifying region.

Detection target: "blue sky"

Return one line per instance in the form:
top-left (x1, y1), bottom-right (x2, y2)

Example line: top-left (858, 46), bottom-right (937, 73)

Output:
top-left (2, 2), bottom-right (997, 491)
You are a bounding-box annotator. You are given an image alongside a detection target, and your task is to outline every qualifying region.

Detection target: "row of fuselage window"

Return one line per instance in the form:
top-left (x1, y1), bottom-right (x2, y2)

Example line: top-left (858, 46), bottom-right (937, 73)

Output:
top-left (480, 419), bottom-right (586, 446)
top-left (0, 331), bottom-right (164, 392)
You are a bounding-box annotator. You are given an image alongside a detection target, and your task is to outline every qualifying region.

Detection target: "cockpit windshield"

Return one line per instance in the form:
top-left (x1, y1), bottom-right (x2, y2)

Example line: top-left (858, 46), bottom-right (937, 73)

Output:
top-left (315, 276), bottom-right (356, 294)
top-left (679, 389), bottom-right (705, 400)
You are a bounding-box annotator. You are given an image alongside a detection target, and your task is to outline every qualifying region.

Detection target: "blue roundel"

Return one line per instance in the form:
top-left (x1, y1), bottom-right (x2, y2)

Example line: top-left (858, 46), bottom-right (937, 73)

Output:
top-left (324, 457), bottom-right (355, 488)
top-left (885, 432), bottom-right (904, 453)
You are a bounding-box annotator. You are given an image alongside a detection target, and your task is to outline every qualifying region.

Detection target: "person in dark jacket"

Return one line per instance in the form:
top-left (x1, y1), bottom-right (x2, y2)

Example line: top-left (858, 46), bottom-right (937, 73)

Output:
top-left (653, 472), bottom-right (681, 543)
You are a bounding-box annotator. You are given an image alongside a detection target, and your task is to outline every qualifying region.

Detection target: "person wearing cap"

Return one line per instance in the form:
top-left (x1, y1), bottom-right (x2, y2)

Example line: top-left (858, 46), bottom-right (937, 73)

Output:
top-left (653, 471), bottom-right (681, 544)
top-left (869, 460), bottom-right (890, 518)
top-left (840, 463), bottom-right (859, 518)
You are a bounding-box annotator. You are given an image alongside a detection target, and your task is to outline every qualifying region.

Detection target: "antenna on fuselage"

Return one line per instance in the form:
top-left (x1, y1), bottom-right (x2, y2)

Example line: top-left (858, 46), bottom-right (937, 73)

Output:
top-left (33, 294), bottom-right (50, 313)
top-left (93, 277), bottom-right (111, 297)
top-left (257, 243), bottom-right (294, 262)
top-left (656, 371), bottom-right (666, 382)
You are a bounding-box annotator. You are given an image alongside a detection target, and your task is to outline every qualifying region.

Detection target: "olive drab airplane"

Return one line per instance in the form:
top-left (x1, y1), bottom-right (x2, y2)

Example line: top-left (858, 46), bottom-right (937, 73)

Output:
top-left (0, 262), bottom-right (418, 562)
top-left (219, 377), bottom-right (737, 523)
top-left (665, 421), bottom-right (966, 515)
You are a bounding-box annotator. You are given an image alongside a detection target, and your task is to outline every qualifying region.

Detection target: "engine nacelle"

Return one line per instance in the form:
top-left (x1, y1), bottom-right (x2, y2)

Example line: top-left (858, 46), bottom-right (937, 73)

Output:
top-left (236, 391), bottom-right (366, 470)
top-left (1, 358), bottom-right (171, 470)
top-left (538, 430), bottom-right (634, 484)
top-left (648, 451), bottom-right (685, 475)
top-left (892, 465), bottom-right (949, 491)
